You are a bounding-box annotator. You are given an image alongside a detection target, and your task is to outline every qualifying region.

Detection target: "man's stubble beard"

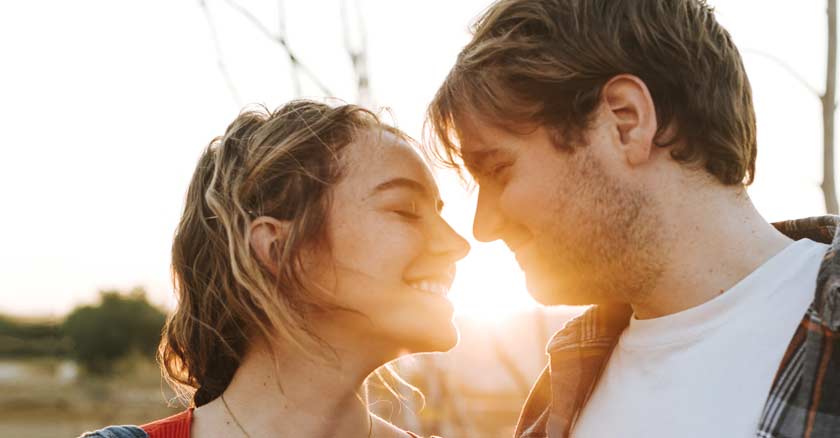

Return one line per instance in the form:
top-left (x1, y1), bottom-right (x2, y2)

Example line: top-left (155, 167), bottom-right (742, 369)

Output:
top-left (533, 150), bottom-right (666, 306)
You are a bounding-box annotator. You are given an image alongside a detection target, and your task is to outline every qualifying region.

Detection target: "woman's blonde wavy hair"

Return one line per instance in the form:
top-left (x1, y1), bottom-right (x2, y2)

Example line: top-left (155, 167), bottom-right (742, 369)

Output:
top-left (159, 99), bottom-right (406, 406)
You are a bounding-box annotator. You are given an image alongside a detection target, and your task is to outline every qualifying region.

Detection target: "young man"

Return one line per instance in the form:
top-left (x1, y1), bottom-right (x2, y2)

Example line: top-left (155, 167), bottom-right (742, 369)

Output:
top-left (426, 0), bottom-right (840, 437)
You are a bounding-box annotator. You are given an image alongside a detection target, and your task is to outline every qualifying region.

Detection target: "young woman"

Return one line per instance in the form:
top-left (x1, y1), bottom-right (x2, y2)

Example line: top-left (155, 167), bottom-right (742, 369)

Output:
top-left (81, 100), bottom-right (469, 438)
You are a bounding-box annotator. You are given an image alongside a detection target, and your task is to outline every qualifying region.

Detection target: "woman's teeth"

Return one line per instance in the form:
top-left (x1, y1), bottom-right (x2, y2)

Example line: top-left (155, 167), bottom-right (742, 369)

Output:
top-left (408, 280), bottom-right (449, 296)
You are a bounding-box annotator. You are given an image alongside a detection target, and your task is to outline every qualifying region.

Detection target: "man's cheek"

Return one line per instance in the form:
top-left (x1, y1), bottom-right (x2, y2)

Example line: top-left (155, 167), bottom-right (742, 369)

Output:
top-left (505, 182), bottom-right (542, 214)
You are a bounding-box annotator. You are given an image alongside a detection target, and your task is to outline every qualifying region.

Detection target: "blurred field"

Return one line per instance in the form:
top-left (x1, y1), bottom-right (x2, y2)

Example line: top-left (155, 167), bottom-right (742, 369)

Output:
top-left (0, 307), bottom-right (580, 438)
top-left (0, 357), bottom-right (519, 438)
top-left (0, 356), bottom-right (180, 438)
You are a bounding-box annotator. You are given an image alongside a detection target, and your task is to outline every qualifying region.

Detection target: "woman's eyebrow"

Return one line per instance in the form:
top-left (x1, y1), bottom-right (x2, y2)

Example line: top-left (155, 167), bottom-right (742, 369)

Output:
top-left (371, 177), bottom-right (428, 195)
top-left (369, 177), bottom-right (444, 211)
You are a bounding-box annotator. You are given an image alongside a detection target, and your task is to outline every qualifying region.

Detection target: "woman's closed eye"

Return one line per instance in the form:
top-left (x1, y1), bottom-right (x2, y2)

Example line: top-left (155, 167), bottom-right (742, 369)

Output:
top-left (394, 209), bottom-right (421, 220)
top-left (392, 201), bottom-right (422, 220)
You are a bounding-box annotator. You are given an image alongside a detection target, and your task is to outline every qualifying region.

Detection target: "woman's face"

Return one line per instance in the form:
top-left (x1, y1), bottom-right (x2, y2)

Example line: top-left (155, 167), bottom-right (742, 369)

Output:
top-left (309, 129), bottom-right (469, 358)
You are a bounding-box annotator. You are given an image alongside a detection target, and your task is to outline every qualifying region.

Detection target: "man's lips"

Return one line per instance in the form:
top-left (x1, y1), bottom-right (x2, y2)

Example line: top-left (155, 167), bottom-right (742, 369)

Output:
top-left (511, 240), bottom-right (535, 268)
top-left (506, 238), bottom-right (531, 254)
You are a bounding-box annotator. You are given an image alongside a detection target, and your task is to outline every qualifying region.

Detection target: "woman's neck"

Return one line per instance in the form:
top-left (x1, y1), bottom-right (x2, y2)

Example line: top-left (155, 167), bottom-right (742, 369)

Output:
top-left (192, 345), bottom-right (389, 438)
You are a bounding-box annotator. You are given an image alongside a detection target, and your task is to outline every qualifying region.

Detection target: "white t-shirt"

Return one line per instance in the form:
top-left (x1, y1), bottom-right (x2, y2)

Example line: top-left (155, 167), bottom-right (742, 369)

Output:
top-left (570, 238), bottom-right (828, 438)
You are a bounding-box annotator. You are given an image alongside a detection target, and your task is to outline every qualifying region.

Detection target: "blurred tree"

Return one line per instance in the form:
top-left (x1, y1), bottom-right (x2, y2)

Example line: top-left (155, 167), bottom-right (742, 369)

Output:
top-left (62, 287), bottom-right (166, 374)
top-left (0, 314), bottom-right (69, 357)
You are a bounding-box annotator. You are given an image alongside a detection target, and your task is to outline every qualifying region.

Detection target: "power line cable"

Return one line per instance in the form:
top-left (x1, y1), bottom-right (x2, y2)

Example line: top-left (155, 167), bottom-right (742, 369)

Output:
top-left (223, 0), bottom-right (333, 96)
top-left (199, 0), bottom-right (243, 107)
top-left (276, 0), bottom-right (301, 97)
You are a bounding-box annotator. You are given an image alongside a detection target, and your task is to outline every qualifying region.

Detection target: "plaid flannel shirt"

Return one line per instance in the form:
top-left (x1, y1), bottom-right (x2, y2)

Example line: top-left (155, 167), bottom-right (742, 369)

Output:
top-left (515, 215), bottom-right (840, 438)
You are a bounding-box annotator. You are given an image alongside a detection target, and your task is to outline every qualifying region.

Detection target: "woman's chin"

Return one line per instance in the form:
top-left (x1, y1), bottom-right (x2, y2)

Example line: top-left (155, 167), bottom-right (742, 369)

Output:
top-left (401, 320), bottom-right (459, 354)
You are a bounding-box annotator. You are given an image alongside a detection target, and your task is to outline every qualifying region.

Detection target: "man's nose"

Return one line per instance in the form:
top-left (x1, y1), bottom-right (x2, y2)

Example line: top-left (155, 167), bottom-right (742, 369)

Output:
top-left (472, 187), bottom-right (504, 243)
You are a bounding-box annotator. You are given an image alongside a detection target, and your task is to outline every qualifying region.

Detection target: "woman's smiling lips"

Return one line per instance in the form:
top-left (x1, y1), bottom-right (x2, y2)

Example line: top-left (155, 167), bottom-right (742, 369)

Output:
top-left (404, 272), bottom-right (455, 297)
top-left (407, 279), bottom-right (451, 296)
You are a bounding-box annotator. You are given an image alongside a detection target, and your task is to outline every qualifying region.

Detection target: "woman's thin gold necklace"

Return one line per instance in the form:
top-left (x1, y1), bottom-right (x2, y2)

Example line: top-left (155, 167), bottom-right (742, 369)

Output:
top-left (220, 393), bottom-right (387, 438)
top-left (221, 393), bottom-right (252, 438)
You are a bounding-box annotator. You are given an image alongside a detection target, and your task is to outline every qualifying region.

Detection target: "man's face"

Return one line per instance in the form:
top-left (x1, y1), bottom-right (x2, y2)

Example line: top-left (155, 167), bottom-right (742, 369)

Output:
top-left (459, 116), bottom-right (663, 306)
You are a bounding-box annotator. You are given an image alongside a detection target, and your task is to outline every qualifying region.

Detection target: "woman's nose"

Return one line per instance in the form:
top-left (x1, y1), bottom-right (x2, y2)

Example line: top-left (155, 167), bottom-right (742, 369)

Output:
top-left (431, 217), bottom-right (471, 262)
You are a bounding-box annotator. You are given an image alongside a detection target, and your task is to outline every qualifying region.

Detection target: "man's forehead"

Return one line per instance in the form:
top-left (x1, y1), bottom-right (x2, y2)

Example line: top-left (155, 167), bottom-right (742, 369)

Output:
top-left (457, 120), bottom-right (519, 171)
top-left (456, 117), bottom-right (504, 159)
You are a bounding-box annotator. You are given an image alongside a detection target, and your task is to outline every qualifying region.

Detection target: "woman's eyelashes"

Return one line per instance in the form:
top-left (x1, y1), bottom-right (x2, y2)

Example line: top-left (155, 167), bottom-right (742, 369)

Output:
top-left (392, 200), bottom-right (422, 220)
top-left (394, 209), bottom-right (421, 220)
top-left (392, 198), bottom-right (444, 222)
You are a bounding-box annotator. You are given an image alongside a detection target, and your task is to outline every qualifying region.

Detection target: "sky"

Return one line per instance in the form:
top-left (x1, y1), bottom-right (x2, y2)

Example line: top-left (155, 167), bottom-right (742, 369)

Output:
top-left (0, 0), bottom-right (832, 318)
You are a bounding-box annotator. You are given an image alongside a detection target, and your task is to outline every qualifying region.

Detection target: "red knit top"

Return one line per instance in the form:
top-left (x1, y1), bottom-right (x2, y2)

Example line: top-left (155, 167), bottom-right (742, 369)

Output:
top-left (141, 409), bottom-right (192, 438)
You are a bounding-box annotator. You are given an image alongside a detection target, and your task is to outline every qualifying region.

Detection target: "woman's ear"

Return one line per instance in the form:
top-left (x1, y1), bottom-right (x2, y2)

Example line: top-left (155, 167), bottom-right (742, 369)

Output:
top-left (249, 217), bottom-right (292, 277)
top-left (601, 74), bottom-right (658, 166)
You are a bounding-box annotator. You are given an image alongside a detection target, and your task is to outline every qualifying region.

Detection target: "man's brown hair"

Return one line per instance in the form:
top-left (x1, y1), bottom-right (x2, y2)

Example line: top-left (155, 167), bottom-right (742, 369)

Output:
top-left (427, 0), bottom-right (757, 185)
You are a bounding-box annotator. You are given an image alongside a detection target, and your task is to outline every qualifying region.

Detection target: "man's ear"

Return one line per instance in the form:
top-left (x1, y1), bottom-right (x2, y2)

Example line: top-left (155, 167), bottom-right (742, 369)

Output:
top-left (601, 74), bottom-right (657, 166)
top-left (249, 216), bottom-right (292, 277)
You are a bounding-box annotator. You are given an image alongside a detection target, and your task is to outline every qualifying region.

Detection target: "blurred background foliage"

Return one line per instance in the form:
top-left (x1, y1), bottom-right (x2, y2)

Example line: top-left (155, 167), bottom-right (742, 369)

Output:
top-left (0, 314), bottom-right (68, 358)
top-left (0, 289), bottom-right (179, 438)
top-left (62, 289), bottom-right (166, 374)
top-left (1, 288), bottom-right (166, 374)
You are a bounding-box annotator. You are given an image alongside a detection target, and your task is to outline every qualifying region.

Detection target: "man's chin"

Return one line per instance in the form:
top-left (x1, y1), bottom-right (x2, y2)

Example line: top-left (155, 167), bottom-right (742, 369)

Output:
top-left (525, 274), bottom-right (599, 306)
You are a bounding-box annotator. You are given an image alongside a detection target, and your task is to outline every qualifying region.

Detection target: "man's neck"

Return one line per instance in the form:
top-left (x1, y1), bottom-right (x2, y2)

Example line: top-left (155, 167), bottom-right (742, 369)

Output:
top-left (632, 187), bottom-right (792, 320)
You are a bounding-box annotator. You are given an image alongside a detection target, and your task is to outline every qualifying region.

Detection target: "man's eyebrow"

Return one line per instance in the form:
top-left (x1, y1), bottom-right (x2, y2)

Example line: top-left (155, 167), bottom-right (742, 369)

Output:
top-left (369, 177), bottom-right (445, 211)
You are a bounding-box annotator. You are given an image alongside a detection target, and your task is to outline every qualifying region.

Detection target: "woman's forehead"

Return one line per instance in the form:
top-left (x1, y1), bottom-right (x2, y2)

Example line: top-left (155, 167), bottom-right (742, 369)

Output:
top-left (338, 128), bottom-right (439, 198)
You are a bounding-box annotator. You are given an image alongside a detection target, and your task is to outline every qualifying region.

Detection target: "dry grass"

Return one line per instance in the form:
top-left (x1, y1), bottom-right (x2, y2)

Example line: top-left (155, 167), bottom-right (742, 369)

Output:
top-left (1, 356), bottom-right (525, 438)
top-left (0, 357), bottom-right (181, 438)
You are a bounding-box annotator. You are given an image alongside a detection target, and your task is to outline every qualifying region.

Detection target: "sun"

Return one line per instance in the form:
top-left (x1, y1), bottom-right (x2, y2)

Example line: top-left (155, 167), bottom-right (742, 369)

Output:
top-left (433, 172), bottom-right (540, 321)
top-left (448, 241), bottom-right (540, 321)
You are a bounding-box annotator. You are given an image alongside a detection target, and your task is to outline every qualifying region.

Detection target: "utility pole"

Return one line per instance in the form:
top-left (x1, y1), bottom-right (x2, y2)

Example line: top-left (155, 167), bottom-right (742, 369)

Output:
top-left (745, 1), bottom-right (838, 214)
top-left (823, 0), bottom-right (838, 214)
